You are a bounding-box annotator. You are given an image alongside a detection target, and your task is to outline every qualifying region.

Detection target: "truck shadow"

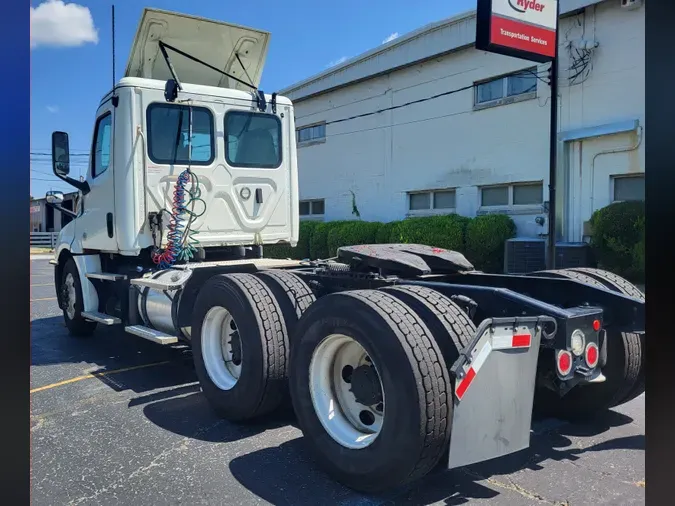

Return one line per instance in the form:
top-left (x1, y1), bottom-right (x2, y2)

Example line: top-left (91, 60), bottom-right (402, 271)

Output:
top-left (139, 389), bottom-right (297, 444)
top-left (31, 316), bottom-right (197, 394)
top-left (223, 409), bottom-right (642, 506)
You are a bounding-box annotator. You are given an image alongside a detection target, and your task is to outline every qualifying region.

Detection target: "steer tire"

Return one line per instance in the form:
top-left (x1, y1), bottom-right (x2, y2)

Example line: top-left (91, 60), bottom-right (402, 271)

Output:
top-left (289, 290), bottom-right (452, 493)
top-left (381, 285), bottom-right (475, 367)
top-left (566, 267), bottom-right (645, 405)
top-left (192, 273), bottom-right (289, 421)
top-left (255, 270), bottom-right (316, 336)
top-left (60, 259), bottom-right (97, 338)
top-left (532, 269), bottom-right (642, 420)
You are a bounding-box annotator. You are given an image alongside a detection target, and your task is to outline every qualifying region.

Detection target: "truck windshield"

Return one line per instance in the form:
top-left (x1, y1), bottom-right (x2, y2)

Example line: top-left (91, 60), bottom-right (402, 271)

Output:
top-left (146, 103), bottom-right (215, 165)
top-left (225, 111), bottom-right (282, 168)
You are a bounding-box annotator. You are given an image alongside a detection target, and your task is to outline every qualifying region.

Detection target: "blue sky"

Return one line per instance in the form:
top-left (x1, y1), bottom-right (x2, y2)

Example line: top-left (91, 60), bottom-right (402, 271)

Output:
top-left (30, 0), bottom-right (475, 198)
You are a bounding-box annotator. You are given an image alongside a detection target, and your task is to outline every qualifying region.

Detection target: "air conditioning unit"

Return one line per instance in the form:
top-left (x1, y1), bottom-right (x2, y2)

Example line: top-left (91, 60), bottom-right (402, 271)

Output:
top-left (504, 238), bottom-right (546, 274)
top-left (620, 0), bottom-right (643, 11)
top-left (554, 242), bottom-right (592, 269)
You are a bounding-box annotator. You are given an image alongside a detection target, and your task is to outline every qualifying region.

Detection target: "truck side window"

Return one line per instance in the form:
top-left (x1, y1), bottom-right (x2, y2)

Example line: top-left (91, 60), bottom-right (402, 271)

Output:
top-left (225, 111), bottom-right (282, 169)
top-left (146, 103), bottom-right (215, 165)
top-left (92, 112), bottom-right (112, 178)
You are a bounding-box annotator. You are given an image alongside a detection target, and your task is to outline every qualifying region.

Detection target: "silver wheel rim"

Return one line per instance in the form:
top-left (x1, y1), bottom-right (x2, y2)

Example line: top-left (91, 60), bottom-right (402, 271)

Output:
top-left (309, 334), bottom-right (385, 449)
top-left (65, 273), bottom-right (76, 320)
top-left (201, 306), bottom-right (242, 390)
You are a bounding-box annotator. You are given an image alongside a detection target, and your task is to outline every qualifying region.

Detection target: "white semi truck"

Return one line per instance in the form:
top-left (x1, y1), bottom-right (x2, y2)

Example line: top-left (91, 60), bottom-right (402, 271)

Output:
top-left (46, 8), bottom-right (645, 493)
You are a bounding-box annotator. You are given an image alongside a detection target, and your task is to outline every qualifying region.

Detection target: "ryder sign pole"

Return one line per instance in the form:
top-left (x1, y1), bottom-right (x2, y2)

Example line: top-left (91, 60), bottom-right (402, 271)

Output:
top-left (476, 0), bottom-right (560, 268)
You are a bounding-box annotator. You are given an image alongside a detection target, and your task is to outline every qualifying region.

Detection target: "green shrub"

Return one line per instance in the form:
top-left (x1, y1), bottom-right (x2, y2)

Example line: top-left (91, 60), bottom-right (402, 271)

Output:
top-left (397, 215), bottom-right (469, 252)
top-left (590, 201), bottom-right (645, 282)
top-left (465, 214), bottom-right (517, 272)
top-left (309, 220), bottom-right (350, 259)
top-left (263, 220), bottom-right (320, 260)
top-left (327, 221), bottom-right (382, 257)
top-left (292, 220), bottom-right (320, 259)
top-left (263, 243), bottom-right (293, 259)
top-left (376, 220), bottom-right (403, 244)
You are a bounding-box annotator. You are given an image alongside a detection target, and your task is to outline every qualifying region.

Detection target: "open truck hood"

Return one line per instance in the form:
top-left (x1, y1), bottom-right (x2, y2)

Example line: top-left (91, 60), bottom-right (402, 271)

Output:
top-left (124, 8), bottom-right (270, 91)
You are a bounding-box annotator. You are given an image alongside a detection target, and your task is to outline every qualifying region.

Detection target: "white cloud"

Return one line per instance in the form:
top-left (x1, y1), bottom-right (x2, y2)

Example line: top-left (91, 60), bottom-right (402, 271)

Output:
top-left (46, 105), bottom-right (59, 113)
top-left (382, 32), bottom-right (399, 44)
top-left (30, 0), bottom-right (99, 49)
top-left (327, 56), bottom-right (348, 68)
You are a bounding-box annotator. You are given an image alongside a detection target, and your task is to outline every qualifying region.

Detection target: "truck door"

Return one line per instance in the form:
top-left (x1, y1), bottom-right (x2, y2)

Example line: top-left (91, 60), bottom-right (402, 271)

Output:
top-left (220, 107), bottom-right (292, 244)
top-left (77, 102), bottom-right (118, 252)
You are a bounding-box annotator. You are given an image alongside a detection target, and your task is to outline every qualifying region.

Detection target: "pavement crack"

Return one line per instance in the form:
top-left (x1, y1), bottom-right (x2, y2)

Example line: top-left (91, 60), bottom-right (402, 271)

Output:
top-left (461, 469), bottom-right (561, 504)
top-left (564, 459), bottom-right (637, 486)
top-left (65, 418), bottom-right (225, 505)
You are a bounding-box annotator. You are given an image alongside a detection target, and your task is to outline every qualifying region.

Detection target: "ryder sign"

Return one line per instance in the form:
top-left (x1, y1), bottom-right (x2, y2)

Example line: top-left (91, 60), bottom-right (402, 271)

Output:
top-left (476, 0), bottom-right (558, 63)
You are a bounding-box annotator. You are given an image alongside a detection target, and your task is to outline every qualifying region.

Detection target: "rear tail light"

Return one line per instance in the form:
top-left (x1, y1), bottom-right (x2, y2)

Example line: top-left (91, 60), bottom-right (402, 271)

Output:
top-left (556, 350), bottom-right (573, 376)
top-left (592, 319), bottom-right (601, 332)
top-left (585, 342), bottom-right (599, 368)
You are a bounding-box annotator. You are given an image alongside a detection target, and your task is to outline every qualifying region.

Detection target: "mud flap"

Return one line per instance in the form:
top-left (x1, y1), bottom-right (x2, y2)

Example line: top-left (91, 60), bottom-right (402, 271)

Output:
top-left (447, 316), bottom-right (556, 469)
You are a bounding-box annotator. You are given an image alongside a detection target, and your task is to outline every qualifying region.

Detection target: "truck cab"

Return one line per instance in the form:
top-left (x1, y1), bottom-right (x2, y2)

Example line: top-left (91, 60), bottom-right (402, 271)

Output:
top-left (51, 8), bottom-right (299, 263)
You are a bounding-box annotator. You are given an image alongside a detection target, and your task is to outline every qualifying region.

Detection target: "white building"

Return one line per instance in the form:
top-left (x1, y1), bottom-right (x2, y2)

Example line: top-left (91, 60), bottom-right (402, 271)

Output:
top-left (30, 191), bottom-right (79, 233)
top-left (280, 0), bottom-right (645, 243)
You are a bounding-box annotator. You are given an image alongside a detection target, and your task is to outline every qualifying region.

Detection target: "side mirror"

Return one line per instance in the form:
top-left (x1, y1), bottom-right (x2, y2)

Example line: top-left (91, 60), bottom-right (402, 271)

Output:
top-left (46, 190), bottom-right (64, 205)
top-left (52, 131), bottom-right (71, 177)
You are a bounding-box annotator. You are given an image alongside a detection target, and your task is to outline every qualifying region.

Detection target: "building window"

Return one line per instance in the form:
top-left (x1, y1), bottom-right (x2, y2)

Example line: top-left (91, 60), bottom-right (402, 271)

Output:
top-left (225, 111), bottom-right (282, 169)
top-left (481, 182), bottom-right (544, 208)
top-left (513, 182), bottom-right (543, 205)
top-left (146, 103), bottom-right (215, 165)
top-left (474, 68), bottom-right (537, 109)
top-left (408, 189), bottom-right (456, 212)
top-left (300, 199), bottom-right (325, 218)
top-left (612, 174), bottom-right (645, 202)
top-left (297, 123), bottom-right (326, 144)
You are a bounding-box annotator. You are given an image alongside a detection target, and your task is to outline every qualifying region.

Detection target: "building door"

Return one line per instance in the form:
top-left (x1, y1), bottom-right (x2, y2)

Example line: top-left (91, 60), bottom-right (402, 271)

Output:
top-left (564, 131), bottom-right (643, 243)
top-left (46, 206), bottom-right (54, 232)
top-left (61, 199), bottom-right (74, 228)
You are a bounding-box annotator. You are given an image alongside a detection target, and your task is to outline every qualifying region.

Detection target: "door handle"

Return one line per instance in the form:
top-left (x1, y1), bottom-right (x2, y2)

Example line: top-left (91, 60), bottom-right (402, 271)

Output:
top-left (255, 188), bottom-right (263, 204)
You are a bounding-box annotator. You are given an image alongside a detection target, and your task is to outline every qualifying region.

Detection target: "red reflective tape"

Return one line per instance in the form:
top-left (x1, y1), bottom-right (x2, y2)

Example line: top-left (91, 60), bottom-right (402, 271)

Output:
top-left (511, 333), bottom-right (531, 348)
top-left (455, 367), bottom-right (476, 400)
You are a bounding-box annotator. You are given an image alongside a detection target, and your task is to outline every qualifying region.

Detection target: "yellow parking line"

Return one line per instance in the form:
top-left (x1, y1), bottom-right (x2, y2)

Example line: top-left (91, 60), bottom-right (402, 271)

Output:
top-left (30, 361), bottom-right (172, 394)
top-left (31, 297), bottom-right (58, 302)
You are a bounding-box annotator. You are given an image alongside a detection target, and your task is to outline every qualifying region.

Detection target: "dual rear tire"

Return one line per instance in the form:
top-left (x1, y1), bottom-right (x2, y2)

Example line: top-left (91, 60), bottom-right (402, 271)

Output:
top-left (191, 272), bottom-right (470, 492)
top-left (531, 268), bottom-right (644, 420)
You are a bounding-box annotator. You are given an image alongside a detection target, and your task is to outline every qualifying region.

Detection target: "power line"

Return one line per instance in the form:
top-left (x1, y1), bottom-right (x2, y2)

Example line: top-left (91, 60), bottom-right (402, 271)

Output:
top-left (31, 152), bottom-right (90, 157)
top-left (323, 83), bottom-right (476, 126)
top-left (295, 66), bottom-right (550, 123)
top-left (31, 148), bottom-right (90, 153)
top-left (317, 68), bottom-right (550, 127)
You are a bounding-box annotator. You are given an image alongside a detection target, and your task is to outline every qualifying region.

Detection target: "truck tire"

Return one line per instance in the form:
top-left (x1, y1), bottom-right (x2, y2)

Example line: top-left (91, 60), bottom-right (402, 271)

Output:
top-left (532, 269), bottom-right (641, 420)
top-left (565, 267), bottom-right (645, 405)
top-left (289, 290), bottom-right (452, 493)
top-left (531, 268), bottom-right (607, 288)
top-left (191, 273), bottom-right (289, 421)
top-left (255, 270), bottom-right (316, 336)
top-left (60, 258), bottom-right (97, 338)
top-left (381, 285), bottom-right (475, 367)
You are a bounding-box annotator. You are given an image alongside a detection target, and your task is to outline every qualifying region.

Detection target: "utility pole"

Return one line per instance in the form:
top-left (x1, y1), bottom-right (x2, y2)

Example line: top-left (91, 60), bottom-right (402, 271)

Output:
top-left (546, 0), bottom-right (561, 270)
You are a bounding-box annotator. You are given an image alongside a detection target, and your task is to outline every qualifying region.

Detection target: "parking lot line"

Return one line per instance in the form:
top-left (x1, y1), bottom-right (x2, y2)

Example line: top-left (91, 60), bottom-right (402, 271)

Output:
top-left (31, 297), bottom-right (58, 302)
top-left (30, 361), bottom-right (172, 394)
top-left (31, 283), bottom-right (54, 287)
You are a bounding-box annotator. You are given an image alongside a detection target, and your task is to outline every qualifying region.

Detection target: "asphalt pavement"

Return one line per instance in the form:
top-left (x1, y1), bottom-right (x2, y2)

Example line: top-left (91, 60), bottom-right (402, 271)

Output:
top-left (30, 257), bottom-right (645, 506)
